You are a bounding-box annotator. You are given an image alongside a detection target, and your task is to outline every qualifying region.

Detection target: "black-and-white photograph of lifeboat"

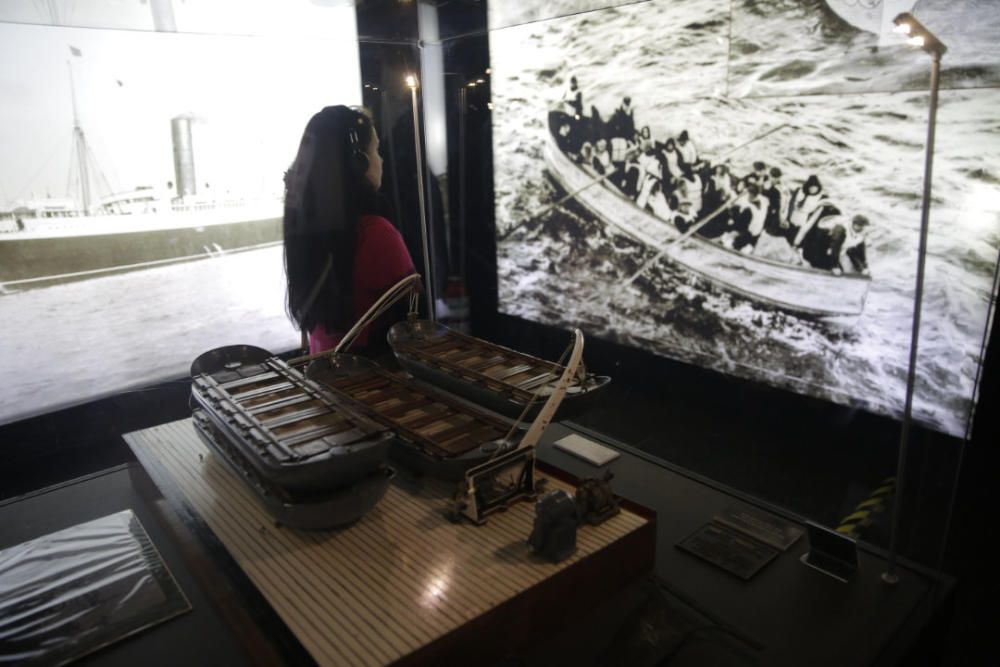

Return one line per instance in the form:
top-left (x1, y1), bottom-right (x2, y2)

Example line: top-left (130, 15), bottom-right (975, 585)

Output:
top-left (490, 0), bottom-right (1000, 437)
top-left (544, 109), bottom-right (872, 318)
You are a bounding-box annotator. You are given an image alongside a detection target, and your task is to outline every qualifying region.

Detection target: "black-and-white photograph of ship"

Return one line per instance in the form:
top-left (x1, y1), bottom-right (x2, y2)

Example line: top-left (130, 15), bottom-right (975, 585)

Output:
top-left (491, 0), bottom-right (1000, 437)
top-left (0, 99), bottom-right (283, 285)
top-left (0, 3), bottom-right (362, 425)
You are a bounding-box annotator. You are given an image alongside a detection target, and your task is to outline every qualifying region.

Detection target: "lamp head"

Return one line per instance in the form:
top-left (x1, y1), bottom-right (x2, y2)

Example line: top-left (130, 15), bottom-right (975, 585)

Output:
top-left (893, 13), bottom-right (947, 58)
top-left (405, 74), bottom-right (418, 89)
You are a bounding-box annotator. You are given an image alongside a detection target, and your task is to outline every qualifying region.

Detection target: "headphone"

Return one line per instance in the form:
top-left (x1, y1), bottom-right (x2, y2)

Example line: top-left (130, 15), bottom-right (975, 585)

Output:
top-left (347, 115), bottom-right (370, 176)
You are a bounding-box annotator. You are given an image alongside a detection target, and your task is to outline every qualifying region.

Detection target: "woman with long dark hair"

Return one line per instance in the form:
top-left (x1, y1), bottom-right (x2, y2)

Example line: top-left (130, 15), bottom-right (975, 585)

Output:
top-left (283, 105), bottom-right (414, 354)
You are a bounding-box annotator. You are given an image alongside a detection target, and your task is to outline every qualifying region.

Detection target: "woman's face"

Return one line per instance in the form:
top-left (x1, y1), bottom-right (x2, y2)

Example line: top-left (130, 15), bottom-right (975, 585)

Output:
top-left (364, 127), bottom-right (383, 190)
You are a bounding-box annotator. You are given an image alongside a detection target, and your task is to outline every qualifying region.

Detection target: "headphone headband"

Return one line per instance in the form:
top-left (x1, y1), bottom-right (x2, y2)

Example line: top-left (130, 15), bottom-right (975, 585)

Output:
top-left (347, 113), bottom-right (370, 176)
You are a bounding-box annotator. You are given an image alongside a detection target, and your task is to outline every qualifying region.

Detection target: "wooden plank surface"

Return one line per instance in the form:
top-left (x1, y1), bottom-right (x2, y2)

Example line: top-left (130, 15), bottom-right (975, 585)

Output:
top-left (124, 419), bottom-right (650, 667)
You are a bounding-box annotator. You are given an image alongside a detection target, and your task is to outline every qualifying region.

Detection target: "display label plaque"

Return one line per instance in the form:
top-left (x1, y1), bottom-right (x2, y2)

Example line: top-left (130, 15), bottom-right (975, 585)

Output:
top-left (676, 522), bottom-right (779, 581)
top-left (713, 506), bottom-right (804, 551)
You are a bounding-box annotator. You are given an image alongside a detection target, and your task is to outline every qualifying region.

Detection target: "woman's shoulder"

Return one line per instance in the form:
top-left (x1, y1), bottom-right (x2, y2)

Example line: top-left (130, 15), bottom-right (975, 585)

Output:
top-left (360, 214), bottom-right (400, 235)
top-left (357, 214), bottom-right (413, 269)
top-left (358, 214), bottom-right (406, 249)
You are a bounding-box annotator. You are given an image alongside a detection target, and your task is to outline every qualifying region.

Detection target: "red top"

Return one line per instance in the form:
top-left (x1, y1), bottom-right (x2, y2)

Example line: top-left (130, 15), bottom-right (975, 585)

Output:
top-left (309, 215), bottom-right (415, 354)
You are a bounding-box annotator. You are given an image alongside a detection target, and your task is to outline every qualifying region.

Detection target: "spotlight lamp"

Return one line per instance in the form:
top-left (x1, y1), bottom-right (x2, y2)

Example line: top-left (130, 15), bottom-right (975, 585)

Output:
top-left (404, 70), bottom-right (435, 320)
top-left (893, 13), bottom-right (947, 58)
top-left (882, 11), bottom-right (946, 586)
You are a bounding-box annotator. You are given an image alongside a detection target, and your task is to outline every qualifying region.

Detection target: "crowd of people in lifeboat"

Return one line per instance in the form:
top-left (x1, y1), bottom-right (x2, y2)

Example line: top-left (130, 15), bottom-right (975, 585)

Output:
top-left (553, 76), bottom-right (870, 276)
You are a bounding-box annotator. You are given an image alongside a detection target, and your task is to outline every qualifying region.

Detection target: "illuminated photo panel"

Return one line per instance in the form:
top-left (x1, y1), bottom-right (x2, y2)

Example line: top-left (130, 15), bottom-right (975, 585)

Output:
top-left (0, 8), bottom-right (361, 425)
top-left (491, 0), bottom-right (1000, 436)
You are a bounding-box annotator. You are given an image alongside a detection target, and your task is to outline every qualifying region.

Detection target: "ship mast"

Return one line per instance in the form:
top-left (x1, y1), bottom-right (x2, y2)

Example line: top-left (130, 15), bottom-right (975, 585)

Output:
top-left (67, 58), bottom-right (91, 214)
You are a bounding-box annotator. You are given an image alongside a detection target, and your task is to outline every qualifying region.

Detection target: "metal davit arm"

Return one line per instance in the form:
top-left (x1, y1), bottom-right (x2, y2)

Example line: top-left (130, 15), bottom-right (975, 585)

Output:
top-left (519, 329), bottom-right (585, 450)
top-left (454, 330), bottom-right (586, 525)
top-left (287, 272), bottom-right (423, 367)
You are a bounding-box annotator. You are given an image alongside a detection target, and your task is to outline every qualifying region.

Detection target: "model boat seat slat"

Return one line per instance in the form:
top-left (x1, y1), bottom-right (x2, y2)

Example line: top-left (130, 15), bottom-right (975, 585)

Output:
top-left (397, 403), bottom-right (455, 429)
top-left (326, 373), bottom-right (393, 394)
top-left (354, 386), bottom-right (411, 407)
top-left (228, 380), bottom-right (295, 402)
top-left (409, 337), bottom-right (466, 353)
top-left (270, 417), bottom-right (356, 448)
top-left (437, 425), bottom-right (505, 454)
top-left (467, 354), bottom-right (510, 372)
top-left (381, 398), bottom-right (436, 418)
top-left (490, 364), bottom-right (535, 381)
top-left (430, 418), bottom-right (486, 445)
top-left (440, 347), bottom-right (484, 363)
top-left (515, 372), bottom-right (558, 391)
top-left (428, 424), bottom-right (500, 448)
top-left (258, 405), bottom-right (333, 429)
top-left (221, 370), bottom-right (283, 392)
top-left (246, 392), bottom-right (316, 415)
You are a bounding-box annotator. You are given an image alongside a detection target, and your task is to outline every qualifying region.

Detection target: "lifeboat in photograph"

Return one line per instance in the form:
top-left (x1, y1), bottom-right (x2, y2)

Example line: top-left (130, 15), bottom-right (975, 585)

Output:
top-left (541, 111), bottom-right (871, 318)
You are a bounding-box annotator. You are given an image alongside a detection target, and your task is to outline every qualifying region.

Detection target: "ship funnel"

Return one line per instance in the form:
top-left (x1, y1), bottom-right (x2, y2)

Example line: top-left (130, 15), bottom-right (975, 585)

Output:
top-left (171, 115), bottom-right (196, 199)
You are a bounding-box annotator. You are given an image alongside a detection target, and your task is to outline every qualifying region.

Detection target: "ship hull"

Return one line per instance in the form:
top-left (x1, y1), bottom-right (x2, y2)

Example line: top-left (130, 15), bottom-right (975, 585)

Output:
top-left (0, 215), bottom-right (281, 287)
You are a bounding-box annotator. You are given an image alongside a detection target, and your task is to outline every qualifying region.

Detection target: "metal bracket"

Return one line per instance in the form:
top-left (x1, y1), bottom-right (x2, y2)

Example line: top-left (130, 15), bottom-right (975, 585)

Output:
top-left (452, 445), bottom-right (538, 525)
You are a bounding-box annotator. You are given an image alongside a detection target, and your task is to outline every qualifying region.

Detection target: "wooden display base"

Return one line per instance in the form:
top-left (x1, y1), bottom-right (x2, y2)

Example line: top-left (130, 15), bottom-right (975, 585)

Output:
top-left (124, 419), bottom-right (655, 666)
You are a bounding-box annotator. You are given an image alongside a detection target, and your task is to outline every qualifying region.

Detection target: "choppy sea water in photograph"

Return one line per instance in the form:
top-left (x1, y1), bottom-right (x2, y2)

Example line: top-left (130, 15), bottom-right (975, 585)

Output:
top-left (490, 0), bottom-right (1000, 436)
top-left (0, 246), bottom-right (299, 425)
top-left (729, 0), bottom-right (1000, 97)
top-left (488, 0), bottom-right (649, 30)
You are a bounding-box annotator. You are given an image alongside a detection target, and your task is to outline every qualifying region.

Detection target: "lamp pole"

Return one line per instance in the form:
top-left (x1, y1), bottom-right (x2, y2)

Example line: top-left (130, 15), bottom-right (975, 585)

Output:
top-left (883, 14), bottom-right (945, 585)
top-left (407, 74), bottom-right (436, 321)
top-left (458, 83), bottom-right (467, 283)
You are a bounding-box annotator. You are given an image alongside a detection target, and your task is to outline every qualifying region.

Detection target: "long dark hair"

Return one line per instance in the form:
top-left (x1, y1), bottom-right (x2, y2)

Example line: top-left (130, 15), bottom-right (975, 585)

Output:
top-left (283, 106), bottom-right (378, 333)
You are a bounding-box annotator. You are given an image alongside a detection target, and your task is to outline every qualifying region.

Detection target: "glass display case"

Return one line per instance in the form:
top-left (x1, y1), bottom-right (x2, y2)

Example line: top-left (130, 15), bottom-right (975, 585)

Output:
top-left (2, 0), bottom-right (998, 663)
